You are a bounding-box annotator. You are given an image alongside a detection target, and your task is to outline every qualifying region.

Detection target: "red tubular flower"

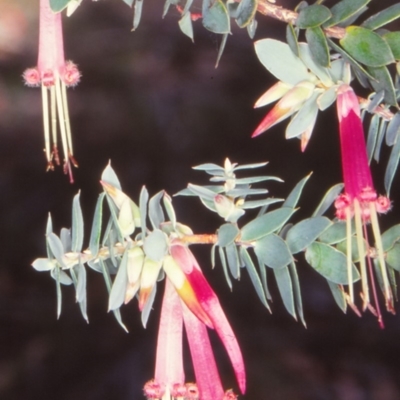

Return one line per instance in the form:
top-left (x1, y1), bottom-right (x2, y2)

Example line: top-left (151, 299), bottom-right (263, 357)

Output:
top-left (335, 84), bottom-right (393, 327)
top-left (145, 244), bottom-right (246, 400)
top-left (23, 0), bottom-right (80, 182)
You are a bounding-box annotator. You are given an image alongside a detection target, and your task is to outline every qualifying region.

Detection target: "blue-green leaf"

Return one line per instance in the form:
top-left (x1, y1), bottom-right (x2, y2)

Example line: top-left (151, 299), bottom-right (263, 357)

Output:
top-left (296, 4), bottom-right (331, 29)
top-left (327, 281), bottom-right (347, 312)
top-left (109, 247), bottom-right (129, 311)
top-left (225, 243), bottom-right (240, 279)
top-left (89, 193), bottom-right (105, 257)
top-left (381, 224), bottom-right (400, 252)
top-left (324, 0), bottom-right (371, 28)
top-left (362, 4), bottom-right (400, 30)
top-left (71, 192), bottom-right (84, 253)
top-left (217, 223), bottom-right (240, 247)
top-left (143, 229), bottom-right (168, 262)
top-left (284, 174), bottom-right (312, 209)
top-left (384, 132), bottom-right (400, 194)
top-left (273, 266), bottom-right (296, 319)
top-left (289, 262), bottom-right (306, 326)
top-left (241, 208), bottom-right (296, 241)
top-left (202, 0), bottom-right (230, 34)
top-left (149, 191), bottom-right (165, 230)
top-left (254, 233), bottom-right (293, 269)
top-left (286, 217), bottom-right (332, 253)
top-left (50, 0), bottom-right (72, 12)
top-left (312, 183), bottom-right (344, 217)
top-left (179, 12), bottom-right (194, 41)
top-left (240, 247), bottom-right (269, 309)
top-left (305, 242), bottom-right (359, 284)
top-left (305, 26), bottom-right (330, 67)
top-left (101, 162), bottom-right (121, 190)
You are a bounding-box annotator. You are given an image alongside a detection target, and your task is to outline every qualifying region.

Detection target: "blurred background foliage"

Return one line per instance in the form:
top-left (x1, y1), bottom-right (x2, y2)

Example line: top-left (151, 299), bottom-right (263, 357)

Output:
top-left (1, 0), bottom-right (400, 399)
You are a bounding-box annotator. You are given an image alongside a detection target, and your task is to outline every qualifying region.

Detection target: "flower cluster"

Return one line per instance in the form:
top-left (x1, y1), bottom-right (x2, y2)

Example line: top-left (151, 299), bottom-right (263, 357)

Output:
top-left (23, 0), bottom-right (80, 182)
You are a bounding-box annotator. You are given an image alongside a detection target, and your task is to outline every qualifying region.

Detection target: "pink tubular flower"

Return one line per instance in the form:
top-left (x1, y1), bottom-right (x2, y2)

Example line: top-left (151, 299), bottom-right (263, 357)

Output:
top-left (335, 84), bottom-right (393, 327)
top-left (23, 0), bottom-right (80, 182)
top-left (145, 243), bottom-right (246, 400)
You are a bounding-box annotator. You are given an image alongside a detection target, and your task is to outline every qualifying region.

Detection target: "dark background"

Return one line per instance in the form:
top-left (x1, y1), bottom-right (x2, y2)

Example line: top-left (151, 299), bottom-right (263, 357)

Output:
top-left (1, 0), bottom-right (400, 399)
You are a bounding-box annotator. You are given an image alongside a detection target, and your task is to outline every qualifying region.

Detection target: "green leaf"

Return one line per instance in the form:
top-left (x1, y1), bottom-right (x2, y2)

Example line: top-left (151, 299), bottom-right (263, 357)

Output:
top-left (273, 266), bottom-right (296, 319)
top-left (305, 26), bottom-right (330, 67)
top-left (47, 233), bottom-right (66, 269)
top-left (283, 174), bottom-right (311, 209)
top-left (202, 0), bottom-right (230, 34)
top-left (132, 0), bottom-right (144, 31)
top-left (374, 119), bottom-right (388, 162)
top-left (286, 217), bottom-right (332, 254)
top-left (296, 4), bottom-right (331, 29)
top-left (218, 246), bottom-right (232, 289)
top-left (305, 242), bottom-right (359, 284)
top-left (383, 32), bottom-right (400, 61)
top-left (367, 114), bottom-right (380, 162)
top-left (240, 247), bottom-right (269, 309)
top-left (141, 284), bottom-right (157, 328)
top-left (367, 66), bottom-right (397, 106)
top-left (143, 230), bottom-right (168, 262)
top-left (384, 131), bottom-right (400, 194)
top-left (148, 191), bottom-right (165, 230)
top-left (236, 0), bottom-right (257, 28)
top-left (254, 39), bottom-right (314, 86)
top-left (326, 37), bottom-right (376, 81)
top-left (100, 260), bottom-right (128, 332)
top-left (340, 26), bottom-right (395, 67)
top-left (285, 92), bottom-right (319, 139)
top-left (241, 198), bottom-right (284, 210)
top-left (386, 243), bottom-right (400, 271)
top-left (298, 42), bottom-right (332, 85)
top-left (286, 23), bottom-right (299, 56)
top-left (324, 0), bottom-right (371, 28)
top-left (317, 86), bottom-right (337, 110)
top-left (318, 220), bottom-right (353, 244)
top-left (109, 247), bottom-right (129, 311)
top-left (336, 236), bottom-right (367, 262)
top-left (312, 183), bottom-right (344, 217)
top-left (179, 12), bottom-right (194, 41)
top-left (386, 112), bottom-right (400, 146)
top-left (254, 233), bottom-right (293, 269)
top-left (225, 243), bottom-right (241, 279)
top-left (241, 207), bottom-right (296, 241)
top-left (362, 4), bottom-right (400, 30)
top-left (101, 162), bottom-right (121, 190)
top-left (71, 192), bottom-right (84, 253)
top-left (217, 223), bottom-right (240, 247)
top-left (381, 224), bottom-right (400, 251)
top-left (139, 186), bottom-right (149, 237)
top-left (50, 0), bottom-right (73, 12)
top-left (289, 262), bottom-right (306, 326)
top-left (327, 281), bottom-right (347, 312)
top-left (122, 0), bottom-right (134, 6)
top-left (89, 193), bottom-right (105, 257)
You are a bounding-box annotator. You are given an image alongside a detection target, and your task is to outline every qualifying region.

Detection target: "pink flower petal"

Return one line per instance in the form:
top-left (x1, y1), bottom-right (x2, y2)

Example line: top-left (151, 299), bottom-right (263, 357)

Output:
top-left (155, 279), bottom-right (185, 386)
top-left (182, 301), bottom-right (225, 400)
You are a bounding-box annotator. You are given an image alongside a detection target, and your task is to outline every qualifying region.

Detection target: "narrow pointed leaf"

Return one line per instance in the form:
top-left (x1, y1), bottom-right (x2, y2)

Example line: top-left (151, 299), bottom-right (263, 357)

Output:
top-left (362, 4), bottom-right (400, 30)
top-left (47, 233), bottom-right (66, 269)
top-left (284, 174), bottom-right (311, 209)
top-left (72, 192), bottom-right (84, 253)
top-left (141, 285), bottom-right (157, 328)
top-left (149, 191), bottom-right (165, 230)
top-left (178, 12), bottom-right (194, 41)
top-left (383, 32), bottom-right (400, 60)
top-left (312, 183), bottom-right (344, 217)
top-left (216, 33), bottom-right (228, 68)
top-left (139, 186), bottom-right (149, 237)
top-left (236, 0), bottom-right (257, 28)
top-left (240, 247), bottom-right (269, 309)
top-left (386, 243), bottom-right (400, 271)
top-left (109, 247), bottom-right (130, 311)
top-left (132, 0), bottom-right (144, 30)
top-left (384, 132), bottom-right (400, 194)
top-left (218, 246), bottom-right (232, 289)
top-left (367, 114), bottom-right (380, 162)
top-left (327, 281), bottom-right (347, 312)
top-left (32, 258), bottom-right (54, 271)
top-left (381, 224), bottom-right (400, 251)
top-left (89, 193), bottom-right (105, 257)
top-left (274, 266), bottom-right (296, 319)
top-left (386, 112), bottom-right (400, 146)
top-left (289, 262), bottom-right (306, 326)
top-left (374, 119), bottom-right (387, 162)
top-left (241, 208), bottom-right (296, 241)
top-left (101, 260), bottom-right (128, 332)
top-left (50, 0), bottom-right (72, 12)
top-left (225, 243), bottom-right (240, 279)
top-left (324, 0), bottom-right (371, 28)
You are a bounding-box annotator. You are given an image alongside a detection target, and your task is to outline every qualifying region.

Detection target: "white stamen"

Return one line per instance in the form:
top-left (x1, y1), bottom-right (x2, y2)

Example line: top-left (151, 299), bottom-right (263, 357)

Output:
top-left (61, 80), bottom-right (74, 156)
top-left (369, 202), bottom-right (392, 307)
top-left (41, 85), bottom-right (51, 162)
top-left (54, 75), bottom-right (69, 163)
top-left (50, 85), bottom-right (57, 159)
top-left (345, 207), bottom-right (354, 303)
top-left (354, 199), bottom-right (369, 309)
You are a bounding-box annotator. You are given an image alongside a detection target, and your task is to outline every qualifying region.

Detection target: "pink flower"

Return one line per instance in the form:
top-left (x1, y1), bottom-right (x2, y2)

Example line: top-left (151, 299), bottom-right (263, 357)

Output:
top-left (23, 0), bottom-right (80, 182)
top-left (335, 84), bottom-right (393, 327)
top-left (144, 243), bottom-right (246, 400)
